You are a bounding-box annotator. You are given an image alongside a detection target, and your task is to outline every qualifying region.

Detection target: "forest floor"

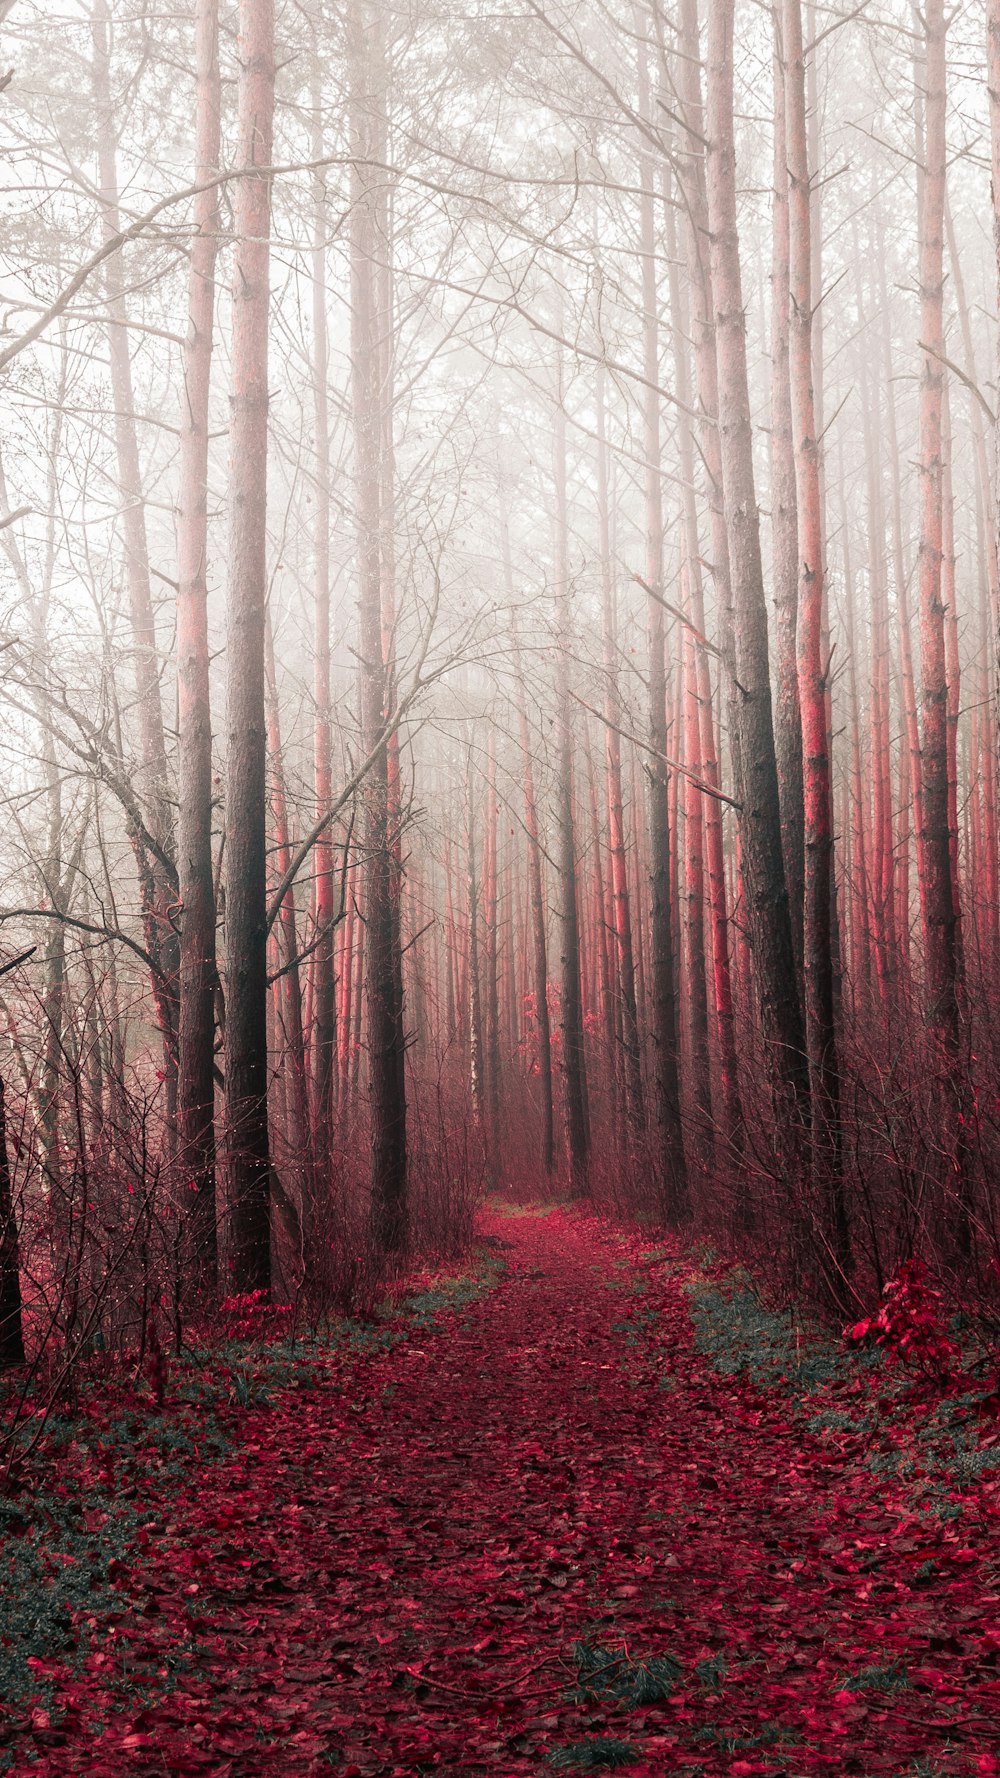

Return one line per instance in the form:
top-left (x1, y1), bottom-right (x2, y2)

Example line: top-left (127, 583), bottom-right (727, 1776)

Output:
top-left (5, 1202), bottom-right (1000, 1776)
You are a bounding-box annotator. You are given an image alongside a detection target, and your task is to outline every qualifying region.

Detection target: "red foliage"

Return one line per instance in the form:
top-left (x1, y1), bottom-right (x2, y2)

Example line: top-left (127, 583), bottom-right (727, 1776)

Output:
top-left (9, 1214), bottom-right (1000, 1775)
top-left (219, 1290), bottom-right (293, 1341)
top-left (845, 1257), bottom-right (960, 1380)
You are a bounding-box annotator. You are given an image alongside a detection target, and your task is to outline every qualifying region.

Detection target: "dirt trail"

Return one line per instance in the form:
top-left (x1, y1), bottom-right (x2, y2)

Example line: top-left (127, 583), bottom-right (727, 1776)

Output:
top-left (25, 1207), bottom-right (1000, 1776)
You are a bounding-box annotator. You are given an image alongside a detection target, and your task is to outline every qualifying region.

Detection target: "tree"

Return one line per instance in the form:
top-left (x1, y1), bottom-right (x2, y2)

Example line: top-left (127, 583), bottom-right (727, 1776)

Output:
top-left (916, 0), bottom-right (963, 1230)
top-left (637, 29), bottom-right (687, 1220)
top-left (552, 351), bottom-right (590, 1196)
top-left (224, 0), bottom-right (276, 1294)
top-left (782, 0), bottom-right (848, 1271)
top-left (704, 0), bottom-right (809, 1150)
top-left (350, 0), bottom-right (407, 1254)
top-left (176, 0), bottom-right (221, 1287)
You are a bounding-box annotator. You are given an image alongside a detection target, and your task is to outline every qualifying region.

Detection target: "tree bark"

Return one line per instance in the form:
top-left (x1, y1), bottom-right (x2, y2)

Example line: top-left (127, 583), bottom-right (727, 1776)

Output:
top-left (552, 350), bottom-right (590, 1194)
top-left (350, 0), bottom-right (407, 1254)
top-left (917, 0), bottom-right (964, 1237)
top-left (783, 0), bottom-right (848, 1271)
top-left (92, 0), bottom-right (180, 1137)
top-left (673, 0), bottom-right (744, 1170)
top-left (0, 1068), bottom-right (24, 1367)
top-left (638, 31), bottom-right (687, 1219)
top-left (597, 371), bottom-right (645, 1141)
top-left (224, 0), bottom-right (275, 1295)
top-left (510, 613), bottom-right (555, 1174)
top-left (915, 0), bottom-right (959, 1054)
top-left (176, 0), bottom-right (221, 1288)
top-left (705, 0), bottom-right (809, 1140)
top-left (310, 52), bottom-right (337, 1174)
top-left (770, 14), bottom-right (805, 983)
top-left (987, 0), bottom-right (1000, 907)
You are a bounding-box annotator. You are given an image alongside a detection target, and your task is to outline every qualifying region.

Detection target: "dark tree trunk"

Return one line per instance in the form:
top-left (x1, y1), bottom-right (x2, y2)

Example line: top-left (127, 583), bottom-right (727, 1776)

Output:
top-left (224, 0), bottom-right (275, 1295)
top-left (783, 0), bottom-right (849, 1274)
top-left (770, 13), bottom-right (805, 985)
top-left (638, 31), bottom-right (688, 1219)
top-left (705, 0), bottom-right (809, 1133)
top-left (552, 353), bottom-right (590, 1195)
top-left (0, 1070), bottom-right (24, 1367)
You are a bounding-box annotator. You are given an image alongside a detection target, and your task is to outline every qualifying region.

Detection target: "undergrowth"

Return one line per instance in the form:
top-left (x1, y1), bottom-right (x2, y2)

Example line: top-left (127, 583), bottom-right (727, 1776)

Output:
top-left (570, 1640), bottom-right (682, 1707)
top-left (681, 1264), bottom-right (1000, 1514)
top-left (547, 1738), bottom-right (641, 1770)
top-left (0, 1242), bottom-right (507, 1721)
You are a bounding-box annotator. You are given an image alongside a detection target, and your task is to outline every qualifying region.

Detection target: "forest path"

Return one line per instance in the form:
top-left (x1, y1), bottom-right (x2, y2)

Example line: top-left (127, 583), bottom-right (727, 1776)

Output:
top-left (28, 1205), bottom-right (1000, 1776)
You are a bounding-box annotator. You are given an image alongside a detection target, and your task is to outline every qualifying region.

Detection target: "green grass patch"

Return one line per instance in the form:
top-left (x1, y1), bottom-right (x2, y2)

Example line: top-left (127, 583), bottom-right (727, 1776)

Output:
top-left (570, 1640), bottom-right (682, 1708)
top-left (838, 1663), bottom-right (909, 1694)
top-left (547, 1739), bottom-right (642, 1770)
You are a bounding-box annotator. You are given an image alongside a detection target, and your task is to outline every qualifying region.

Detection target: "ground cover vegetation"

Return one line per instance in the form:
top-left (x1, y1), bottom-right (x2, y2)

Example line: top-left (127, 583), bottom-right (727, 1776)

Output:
top-left (2, 1210), bottom-right (1000, 1772)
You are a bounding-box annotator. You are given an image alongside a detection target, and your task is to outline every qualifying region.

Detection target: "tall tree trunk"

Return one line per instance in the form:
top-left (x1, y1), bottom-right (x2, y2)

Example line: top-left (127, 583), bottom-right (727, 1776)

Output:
top-left (673, 0), bottom-right (744, 1171)
top-left (264, 618), bottom-right (310, 1230)
top-left (856, 267), bottom-right (897, 1001)
top-left (770, 13), bottom-right (805, 982)
top-left (638, 31), bottom-right (687, 1219)
top-left (176, 0), bottom-right (221, 1287)
top-left (682, 630), bottom-right (713, 1161)
top-left (879, 247), bottom-right (922, 989)
top-left (552, 351), bottom-right (589, 1193)
top-left (941, 380), bottom-right (963, 984)
top-left (945, 197), bottom-right (1000, 970)
top-left (705, 0), bottom-right (810, 1151)
top-left (483, 736), bottom-right (502, 1160)
top-left (916, 0), bottom-right (963, 1229)
top-left (224, 0), bottom-right (275, 1294)
top-left (92, 0), bottom-right (180, 1136)
top-left (783, 0), bottom-right (848, 1272)
top-left (310, 54), bottom-right (337, 1173)
top-left (987, 0), bottom-right (1000, 891)
top-left (840, 490), bottom-right (871, 1003)
top-left (597, 372), bottom-right (645, 1140)
top-left (350, 0), bottom-right (407, 1253)
top-left (510, 615), bottom-right (555, 1174)
top-left (0, 1066), bottom-right (24, 1367)
top-left (661, 148), bottom-right (713, 1169)
top-left (465, 748), bottom-right (485, 1133)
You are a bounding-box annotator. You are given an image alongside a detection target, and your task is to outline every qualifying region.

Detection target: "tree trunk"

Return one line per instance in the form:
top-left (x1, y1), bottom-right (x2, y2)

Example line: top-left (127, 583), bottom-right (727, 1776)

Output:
top-left (987, 0), bottom-right (1000, 904)
top-left (638, 31), bottom-right (687, 1218)
top-left (350, 0), bottom-right (407, 1254)
top-left (705, 0), bottom-right (809, 1143)
top-left (597, 370), bottom-right (645, 1140)
top-left (552, 351), bottom-right (589, 1194)
top-left (92, 0), bottom-right (180, 1136)
top-left (483, 736), bottom-right (502, 1160)
top-left (770, 14), bottom-right (805, 983)
top-left (0, 1068), bottom-right (24, 1367)
top-left (783, 0), bottom-right (849, 1272)
top-left (510, 615), bottom-right (555, 1174)
top-left (224, 0), bottom-right (275, 1295)
top-left (466, 746), bottom-right (485, 1133)
top-left (916, 0), bottom-right (964, 1231)
top-left (673, 0), bottom-right (744, 1171)
top-left (310, 53), bottom-right (337, 1173)
top-left (176, 0), bottom-right (221, 1288)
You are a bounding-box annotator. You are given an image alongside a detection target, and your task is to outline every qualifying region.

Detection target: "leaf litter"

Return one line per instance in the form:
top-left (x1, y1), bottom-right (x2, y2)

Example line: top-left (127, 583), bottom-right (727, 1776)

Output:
top-left (2, 1207), bottom-right (1000, 1774)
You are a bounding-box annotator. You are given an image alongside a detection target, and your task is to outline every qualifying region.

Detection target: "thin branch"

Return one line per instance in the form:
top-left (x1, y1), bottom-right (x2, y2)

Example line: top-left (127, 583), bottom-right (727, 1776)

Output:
top-left (919, 339), bottom-right (996, 423)
top-left (0, 908), bottom-right (163, 981)
top-left (572, 692), bottom-right (741, 809)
